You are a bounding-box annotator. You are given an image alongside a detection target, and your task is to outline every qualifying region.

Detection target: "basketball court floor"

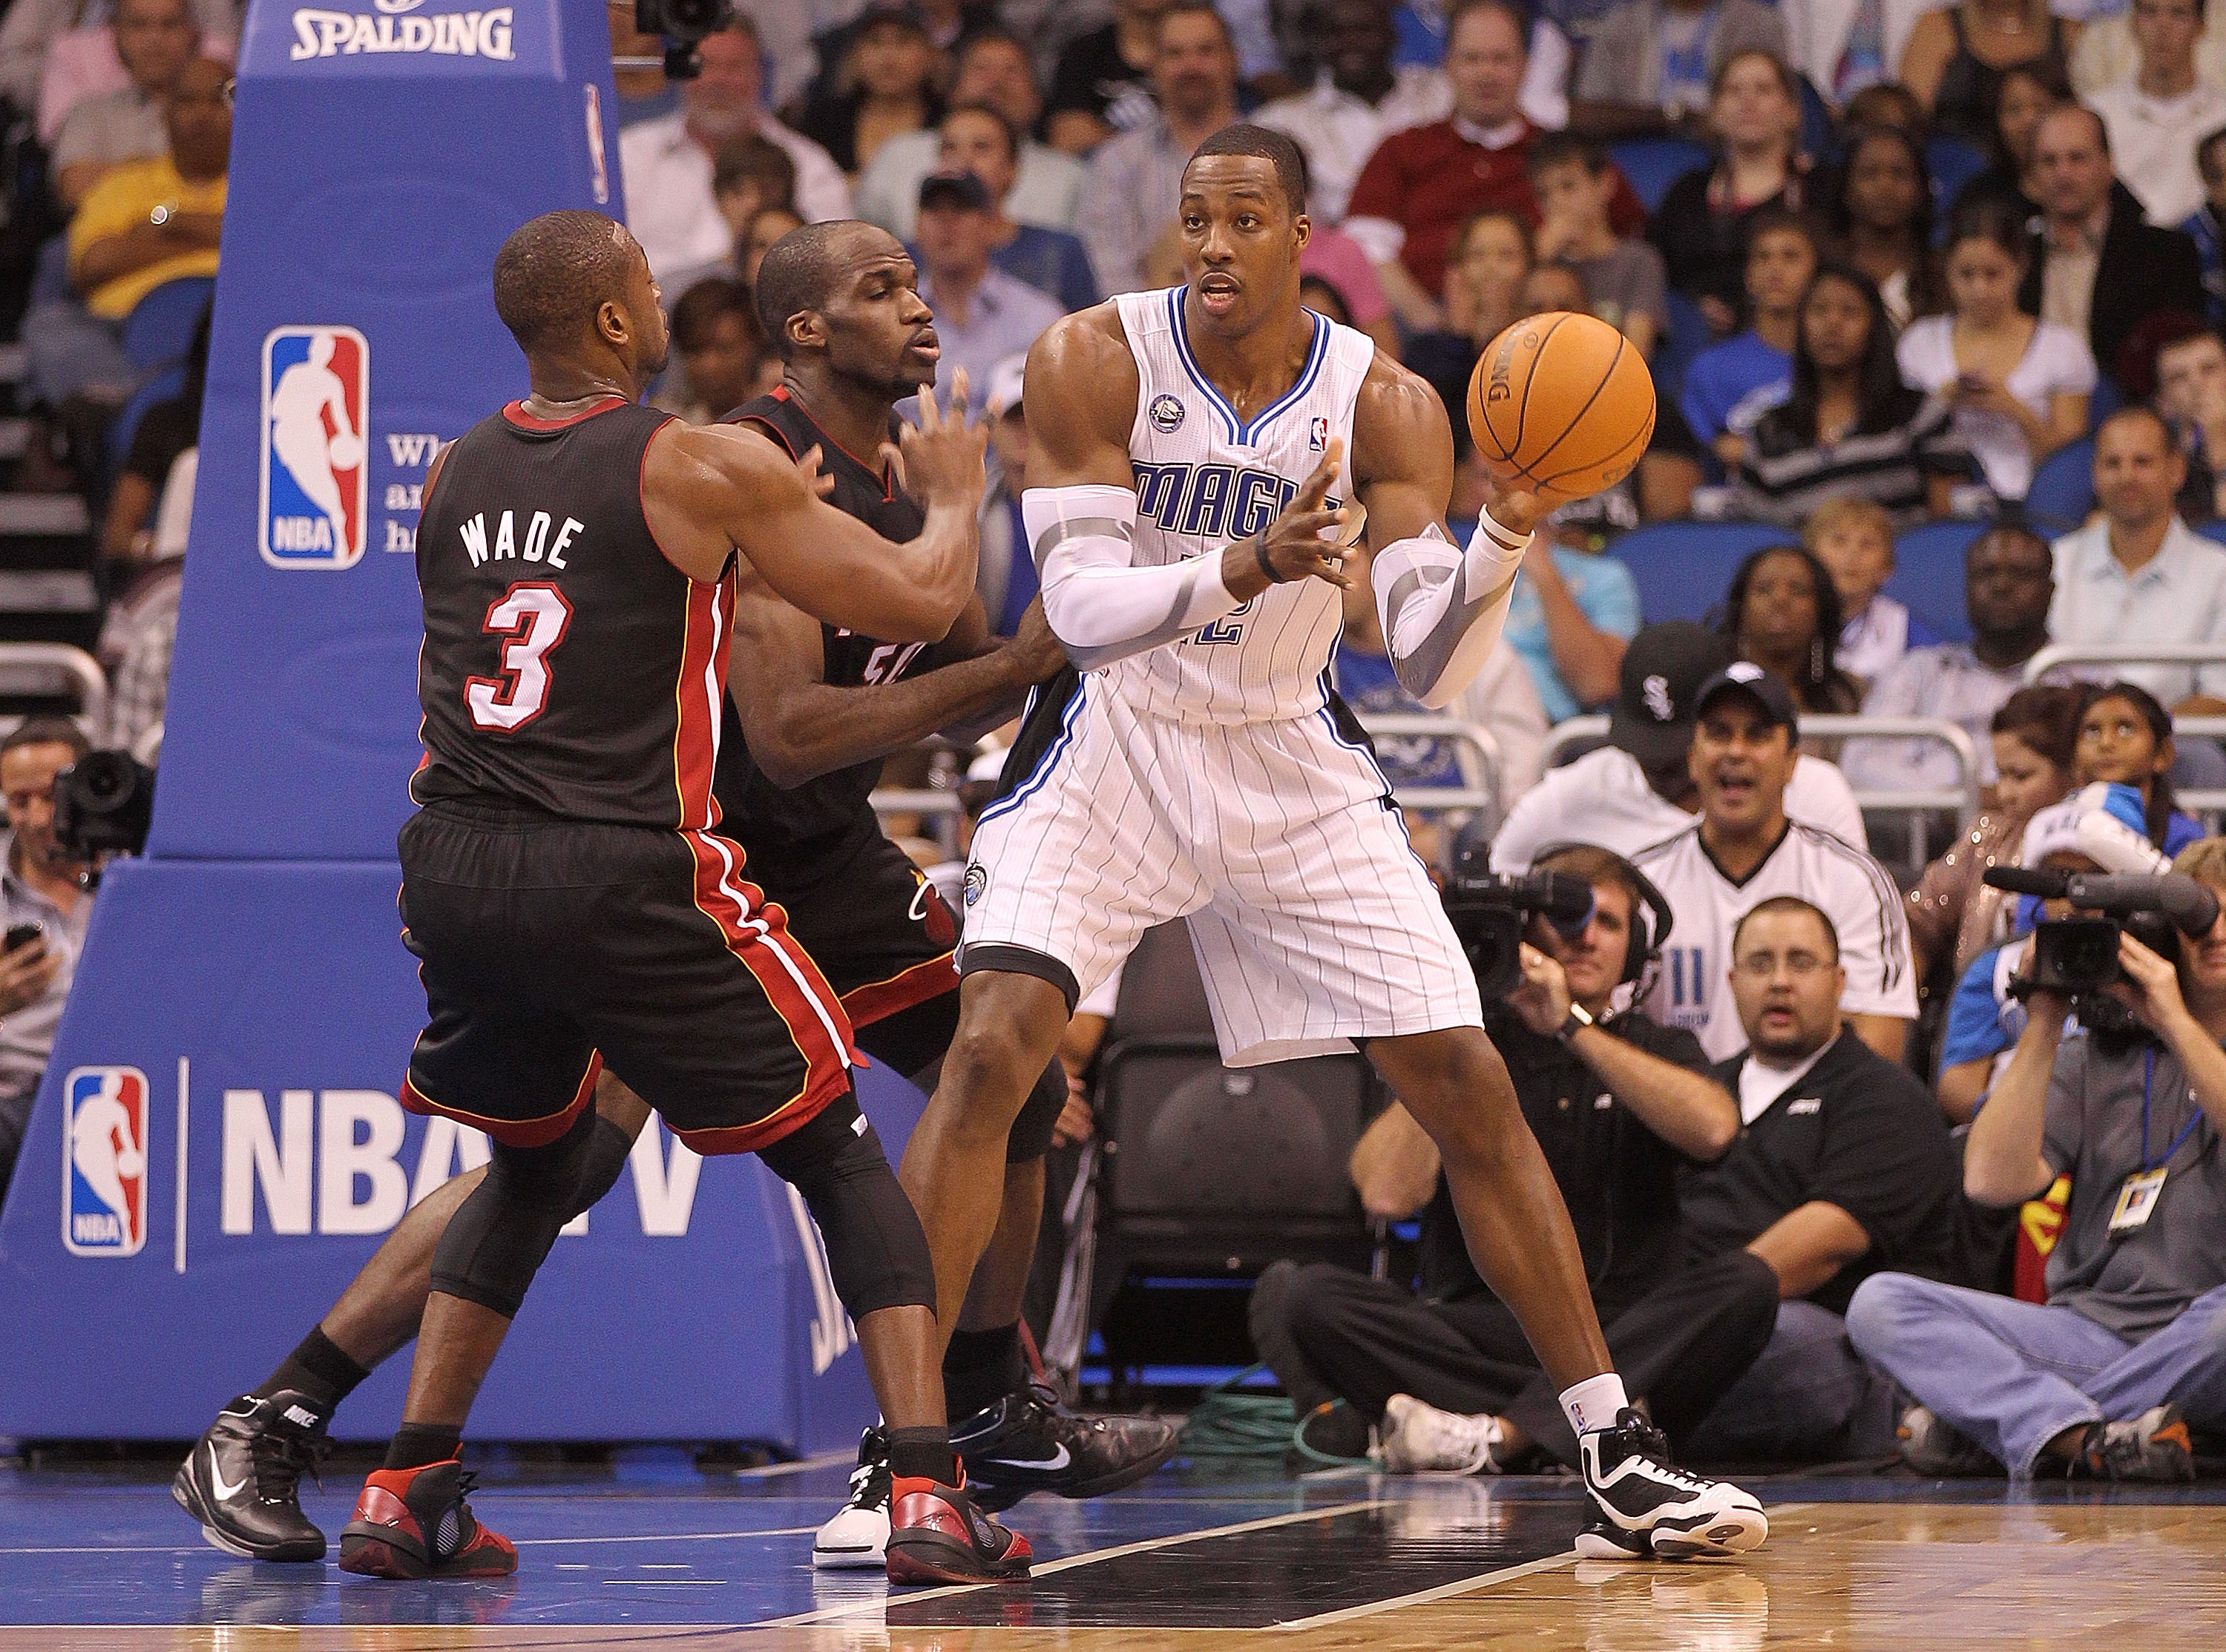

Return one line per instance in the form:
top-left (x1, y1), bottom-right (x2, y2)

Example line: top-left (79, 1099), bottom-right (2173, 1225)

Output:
top-left (3, 1450), bottom-right (2222, 1648)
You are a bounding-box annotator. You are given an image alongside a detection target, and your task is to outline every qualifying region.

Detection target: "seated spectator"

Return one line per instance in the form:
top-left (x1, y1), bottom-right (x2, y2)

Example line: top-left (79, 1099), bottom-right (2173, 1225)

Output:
top-left (2152, 316), bottom-right (2226, 520)
top-left (1298, 226), bottom-right (1399, 357)
top-left (1045, 0), bottom-right (1168, 154)
top-left (1810, 498), bottom-right (1932, 690)
top-left (1404, 209), bottom-right (1533, 406)
top-left (1528, 132), bottom-right (1667, 353)
top-left (932, 105), bottom-right (1097, 312)
top-left (1852, 833), bottom-right (2226, 1482)
top-left (0, 719), bottom-right (96, 1201)
top-left (1716, 544), bottom-right (1865, 723)
top-left (1900, 196), bottom-right (2093, 504)
top-left (2075, 681), bottom-right (2206, 852)
top-left (1255, 845), bottom-right (1763, 1474)
top-left (0, 0), bottom-right (230, 125)
top-left (1900, 0), bottom-right (2077, 147)
top-left (710, 134), bottom-right (798, 249)
top-left (1843, 524), bottom-right (2058, 798)
top-left (48, 0), bottom-right (199, 211)
top-left (1946, 61), bottom-right (2066, 227)
top-left (1079, 3), bottom-right (1241, 298)
top-left (1645, 49), bottom-right (1810, 338)
top-left (795, 2), bottom-right (944, 180)
top-left (855, 28), bottom-right (1086, 241)
top-left (1733, 263), bottom-right (1963, 530)
top-left (100, 447), bottom-right (191, 758)
top-left (2070, 0), bottom-right (2226, 100)
top-left (1569, 0), bottom-right (1786, 139)
top-left (2086, 0), bottom-right (2226, 230)
top-left (652, 278), bottom-right (770, 424)
top-left (1636, 394), bottom-right (1709, 521)
top-left (2052, 407), bottom-right (2226, 712)
top-left (975, 355), bottom-right (1036, 641)
top-left (2023, 105), bottom-right (2206, 386)
top-left (620, 19), bottom-right (850, 286)
top-left (1666, 895), bottom-right (1958, 1464)
top-left (100, 297), bottom-right (206, 566)
top-left (1680, 208), bottom-right (1816, 462)
top-left (2189, 126), bottom-right (2226, 326)
top-left (1828, 123), bottom-right (1939, 334)
top-left (1252, 0), bottom-right (1453, 225)
top-left (1493, 622), bottom-right (1868, 871)
top-left (913, 170), bottom-right (1063, 418)
top-left (1784, 19), bottom-right (1936, 116)
top-left (739, 205), bottom-right (805, 289)
top-left (1632, 668), bottom-right (1917, 1062)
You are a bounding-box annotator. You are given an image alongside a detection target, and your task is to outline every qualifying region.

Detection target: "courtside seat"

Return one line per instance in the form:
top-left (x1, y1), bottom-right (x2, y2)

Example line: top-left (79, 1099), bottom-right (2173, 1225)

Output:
top-left (2025, 438), bottom-right (2096, 534)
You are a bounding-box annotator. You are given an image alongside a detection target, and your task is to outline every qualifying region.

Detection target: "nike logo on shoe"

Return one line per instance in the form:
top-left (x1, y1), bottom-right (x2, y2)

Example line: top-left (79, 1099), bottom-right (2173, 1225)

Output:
top-left (207, 1445), bottom-right (245, 1503)
top-left (978, 1444), bottom-right (1071, 1472)
top-left (283, 1406), bottom-right (320, 1430)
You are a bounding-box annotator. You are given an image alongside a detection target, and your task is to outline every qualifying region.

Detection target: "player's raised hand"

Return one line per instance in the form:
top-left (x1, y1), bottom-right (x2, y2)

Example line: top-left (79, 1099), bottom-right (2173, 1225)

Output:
top-left (1480, 474), bottom-right (1544, 540)
top-left (791, 444), bottom-right (837, 500)
top-left (1231, 440), bottom-right (1356, 596)
top-left (891, 369), bottom-right (988, 512)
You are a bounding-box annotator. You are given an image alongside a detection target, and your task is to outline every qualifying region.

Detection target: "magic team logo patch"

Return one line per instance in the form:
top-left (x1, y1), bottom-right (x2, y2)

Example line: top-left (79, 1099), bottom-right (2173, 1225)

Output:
top-left (964, 864), bottom-right (988, 906)
top-left (62, 1067), bottom-right (148, 1257)
top-left (260, 326), bottom-right (370, 569)
top-left (1148, 394), bottom-right (1185, 434)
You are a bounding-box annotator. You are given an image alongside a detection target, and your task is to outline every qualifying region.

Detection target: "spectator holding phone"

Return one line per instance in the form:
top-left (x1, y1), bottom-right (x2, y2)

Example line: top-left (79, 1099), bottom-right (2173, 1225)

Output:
top-left (0, 718), bottom-right (94, 1200)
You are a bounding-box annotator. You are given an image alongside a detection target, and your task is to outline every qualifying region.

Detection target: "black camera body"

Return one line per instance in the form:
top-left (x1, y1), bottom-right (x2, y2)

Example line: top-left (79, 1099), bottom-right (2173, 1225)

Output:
top-left (635, 0), bottom-right (735, 79)
top-left (1982, 867), bottom-right (2222, 1044)
top-left (53, 751), bottom-right (155, 866)
top-left (1439, 844), bottom-right (1595, 999)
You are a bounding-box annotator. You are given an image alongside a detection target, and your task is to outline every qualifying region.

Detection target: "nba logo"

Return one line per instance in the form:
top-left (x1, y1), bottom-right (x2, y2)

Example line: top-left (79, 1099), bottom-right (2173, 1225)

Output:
top-left (62, 1067), bottom-right (148, 1257)
top-left (260, 326), bottom-right (369, 570)
top-left (1308, 416), bottom-right (1330, 452)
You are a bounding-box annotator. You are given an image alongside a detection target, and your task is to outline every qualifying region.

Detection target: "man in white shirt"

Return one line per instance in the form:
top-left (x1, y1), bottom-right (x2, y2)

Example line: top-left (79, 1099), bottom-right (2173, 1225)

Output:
top-left (618, 18), bottom-right (852, 285)
top-left (2072, 0), bottom-right (2226, 99)
top-left (1630, 665), bottom-right (1918, 1064)
top-left (1492, 622), bottom-right (1866, 873)
top-left (2085, 0), bottom-right (2226, 228)
top-left (2050, 407), bottom-right (2226, 714)
top-left (1251, 0), bottom-right (1453, 223)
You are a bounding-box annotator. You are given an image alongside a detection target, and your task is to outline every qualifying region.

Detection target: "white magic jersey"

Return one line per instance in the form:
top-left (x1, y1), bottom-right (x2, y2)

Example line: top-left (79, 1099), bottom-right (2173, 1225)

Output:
top-left (1108, 286), bottom-right (1376, 723)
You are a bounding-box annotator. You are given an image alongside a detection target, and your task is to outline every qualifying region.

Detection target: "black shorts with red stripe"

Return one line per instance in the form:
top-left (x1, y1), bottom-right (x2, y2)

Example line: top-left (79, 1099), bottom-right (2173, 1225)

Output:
top-left (397, 800), bottom-right (857, 1154)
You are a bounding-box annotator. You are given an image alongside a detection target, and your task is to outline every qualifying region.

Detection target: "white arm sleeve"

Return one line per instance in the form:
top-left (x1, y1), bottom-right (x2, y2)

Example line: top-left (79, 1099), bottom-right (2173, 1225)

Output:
top-left (1370, 513), bottom-right (1531, 710)
top-left (1023, 484), bottom-right (1243, 671)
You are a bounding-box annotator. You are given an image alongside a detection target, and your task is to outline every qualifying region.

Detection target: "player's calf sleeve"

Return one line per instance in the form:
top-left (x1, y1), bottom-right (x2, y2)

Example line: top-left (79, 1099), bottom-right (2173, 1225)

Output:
top-left (758, 1093), bottom-right (937, 1319)
top-left (1371, 512), bottom-right (1531, 708)
top-left (562, 1113), bottom-right (637, 1219)
top-left (1005, 1058), bottom-right (1069, 1163)
top-left (428, 1109), bottom-right (597, 1320)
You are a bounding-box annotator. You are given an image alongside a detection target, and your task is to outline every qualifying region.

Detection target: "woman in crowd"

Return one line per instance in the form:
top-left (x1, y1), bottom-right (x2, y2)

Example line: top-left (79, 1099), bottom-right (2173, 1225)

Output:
top-left (2076, 682), bottom-right (2204, 855)
top-left (1897, 197), bottom-right (2092, 503)
top-left (1830, 125), bottom-right (1939, 335)
top-left (738, 205), bottom-right (806, 289)
top-left (1649, 49), bottom-right (1809, 338)
top-left (1405, 211), bottom-right (1532, 422)
top-left (1899, 0), bottom-right (2076, 147)
top-left (795, 7), bottom-right (944, 177)
top-left (1735, 263), bottom-right (1962, 530)
top-left (1948, 62), bottom-right (2062, 223)
top-left (1716, 544), bottom-right (1865, 730)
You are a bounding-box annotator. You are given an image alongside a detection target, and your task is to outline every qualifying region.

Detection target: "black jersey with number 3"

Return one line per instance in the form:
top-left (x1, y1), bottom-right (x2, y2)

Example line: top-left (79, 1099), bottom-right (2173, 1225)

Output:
top-left (411, 397), bottom-right (733, 830)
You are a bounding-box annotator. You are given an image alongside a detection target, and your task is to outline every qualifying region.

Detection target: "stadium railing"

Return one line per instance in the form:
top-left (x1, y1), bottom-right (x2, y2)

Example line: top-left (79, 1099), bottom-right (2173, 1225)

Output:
top-left (1353, 712), bottom-right (1503, 820)
top-left (0, 642), bottom-right (107, 738)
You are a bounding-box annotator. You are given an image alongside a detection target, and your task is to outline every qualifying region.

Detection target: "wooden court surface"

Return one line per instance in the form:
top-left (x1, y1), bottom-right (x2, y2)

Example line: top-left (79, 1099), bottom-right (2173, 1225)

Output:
top-left (7, 1500), bottom-right (2225, 1651)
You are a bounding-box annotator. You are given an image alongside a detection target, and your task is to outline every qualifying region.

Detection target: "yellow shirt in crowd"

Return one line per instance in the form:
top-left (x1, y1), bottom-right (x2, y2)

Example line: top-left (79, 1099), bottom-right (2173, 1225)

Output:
top-left (68, 157), bottom-right (226, 320)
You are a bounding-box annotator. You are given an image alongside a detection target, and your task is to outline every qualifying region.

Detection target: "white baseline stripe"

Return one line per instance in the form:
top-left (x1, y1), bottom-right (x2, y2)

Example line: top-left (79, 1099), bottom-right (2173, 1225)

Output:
top-left (730, 1449), bottom-right (853, 1480)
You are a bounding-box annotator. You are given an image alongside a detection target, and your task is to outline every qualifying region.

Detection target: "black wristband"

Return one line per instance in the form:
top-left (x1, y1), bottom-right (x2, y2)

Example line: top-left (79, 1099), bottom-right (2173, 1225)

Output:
top-left (1253, 536), bottom-right (1286, 585)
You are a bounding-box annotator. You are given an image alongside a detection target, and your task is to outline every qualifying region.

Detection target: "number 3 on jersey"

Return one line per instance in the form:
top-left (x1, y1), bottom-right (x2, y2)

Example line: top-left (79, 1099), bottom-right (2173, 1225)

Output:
top-left (466, 582), bottom-right (574, 731)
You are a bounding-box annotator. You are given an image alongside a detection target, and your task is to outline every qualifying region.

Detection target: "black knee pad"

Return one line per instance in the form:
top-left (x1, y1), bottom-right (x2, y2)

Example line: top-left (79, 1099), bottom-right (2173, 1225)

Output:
top-left (758, 1093), bottom-right (937, 1320)
top-left (429, 1108), bottom-right (597, 1320)
top-left (1005, 1058), bottom-right (1068, 1163)
top-left (565, 1113), bottom-right (635, 1219)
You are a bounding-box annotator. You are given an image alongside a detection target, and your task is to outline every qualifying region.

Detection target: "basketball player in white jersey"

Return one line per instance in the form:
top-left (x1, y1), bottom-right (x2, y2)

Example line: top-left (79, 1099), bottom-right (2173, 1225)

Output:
top-left (907, 125), bottom-right (1764, 1560)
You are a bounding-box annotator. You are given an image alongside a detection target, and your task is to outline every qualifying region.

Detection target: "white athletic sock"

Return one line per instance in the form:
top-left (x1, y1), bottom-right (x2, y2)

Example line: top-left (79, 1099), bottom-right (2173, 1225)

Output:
top-left (1560, 1373), bottom-right (1631, 1438)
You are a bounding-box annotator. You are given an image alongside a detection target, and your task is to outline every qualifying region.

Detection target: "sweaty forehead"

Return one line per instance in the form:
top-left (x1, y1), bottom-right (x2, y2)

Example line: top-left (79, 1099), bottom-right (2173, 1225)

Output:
top-left (835, 228), bottom-right (913, 283)
top-left (1181, 155), bottom-right (1281, 203)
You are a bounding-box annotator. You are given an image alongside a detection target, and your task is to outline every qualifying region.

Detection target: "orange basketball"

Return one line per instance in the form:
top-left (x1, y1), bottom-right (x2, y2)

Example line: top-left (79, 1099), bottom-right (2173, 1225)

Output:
top-left (1466, 311), bottom-right (1656, 505)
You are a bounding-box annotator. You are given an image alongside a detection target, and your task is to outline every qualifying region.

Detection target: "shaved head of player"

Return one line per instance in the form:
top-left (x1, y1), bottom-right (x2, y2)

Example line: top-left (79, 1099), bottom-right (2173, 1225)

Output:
top-left (757, 221), bottom-right (945, 447)
top-left (1689, 682), bottom-right (1799, 874)
top-left (1730, 899), bottom-right (1846, 1064)
top-left (491, 209), bottom-right (671, 403)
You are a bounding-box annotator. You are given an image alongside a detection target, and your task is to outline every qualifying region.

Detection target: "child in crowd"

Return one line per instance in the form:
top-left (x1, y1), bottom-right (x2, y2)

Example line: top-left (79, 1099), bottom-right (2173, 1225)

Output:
top-left (1528, 132), bottom-right (1669, 356)
top-left (1807, 498), bottom-right (1936, 688)
top-left (2075, 682), bottom-right (2204, 856)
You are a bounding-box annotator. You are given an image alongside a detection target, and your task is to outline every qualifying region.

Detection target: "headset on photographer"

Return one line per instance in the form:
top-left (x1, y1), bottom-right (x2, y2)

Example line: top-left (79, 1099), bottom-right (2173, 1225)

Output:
top-left (1529, 841), bottom-right (1677, 996)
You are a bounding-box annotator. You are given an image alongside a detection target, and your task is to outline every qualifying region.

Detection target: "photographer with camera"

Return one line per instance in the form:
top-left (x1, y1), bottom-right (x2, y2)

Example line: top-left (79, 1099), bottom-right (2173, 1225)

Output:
top-left (0, 718), bottom-right (94, 1200)
top-left (1249, 844), bottom-right (1778, 1475)
top-left (1848, 837), bottom-right (2226, 1482)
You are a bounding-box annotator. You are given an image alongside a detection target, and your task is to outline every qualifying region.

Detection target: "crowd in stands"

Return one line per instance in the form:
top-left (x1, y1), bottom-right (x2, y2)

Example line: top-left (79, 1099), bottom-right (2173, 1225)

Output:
top-left (2, 0), bottom-right (2226, 1480)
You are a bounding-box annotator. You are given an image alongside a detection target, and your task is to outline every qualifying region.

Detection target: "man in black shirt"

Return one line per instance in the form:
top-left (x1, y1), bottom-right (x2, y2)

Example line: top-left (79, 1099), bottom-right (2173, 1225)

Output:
top-left (1252, 845), bottom-right (1776, 1472)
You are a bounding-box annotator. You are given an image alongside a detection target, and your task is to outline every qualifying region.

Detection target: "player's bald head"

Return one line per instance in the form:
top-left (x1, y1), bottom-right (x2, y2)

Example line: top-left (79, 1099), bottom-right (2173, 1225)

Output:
top-left (754, 220), bottom-right (905, 361)
top-left (491, 211), bottom-right (640, 354)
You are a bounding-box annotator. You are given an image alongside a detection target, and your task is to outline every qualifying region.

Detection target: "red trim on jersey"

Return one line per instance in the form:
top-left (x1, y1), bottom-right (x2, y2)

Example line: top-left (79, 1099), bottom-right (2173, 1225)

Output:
top-left (680, 829), bottom-right (857, 1154)
top-left (669, 569), bottom-right (729, 830)
top-left (841, 951), bottom-right (959, 1025)
top-left (502, 395), bottom-right (630, 432)
top-left (399, 1053), bottom-right (602, 1150)
top-left (755, 384), bottom-right (899, 498)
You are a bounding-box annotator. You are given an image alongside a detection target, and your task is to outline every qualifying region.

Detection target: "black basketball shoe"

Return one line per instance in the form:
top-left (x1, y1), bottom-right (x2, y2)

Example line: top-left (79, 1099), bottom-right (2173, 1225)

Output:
top-left (171, 1391), bottom-right (333, 1561)
top-left (1577, 1408), bottom-right (1767, 1560)
top-left (953, 1383), bottom-right (1179, 1508)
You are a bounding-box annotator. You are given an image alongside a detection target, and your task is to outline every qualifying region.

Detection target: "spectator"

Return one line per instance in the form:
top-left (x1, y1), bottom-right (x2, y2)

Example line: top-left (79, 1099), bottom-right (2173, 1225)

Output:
top-left (1252, 0), bottom-right (1452, 224)
top-left (1667, 895), bottom-right (1957, 1464)
top-left (2188, 125), bottom-right (2226, 325)
top-left (913, 170), bottom-right (1063, 418)
top-left (1900, 196), bottom-right (2094, 503)
top-left (0, 0), bottom-right (230, 116)
top-left (653, 278), bottom-right (769, 424)
top-left (1852, 834), bottom-right (2226, 1483)
top-left (710, 134), bottom-right (798, 246)
top-left (1493, 622), bottom-right (1869, 872)
top-left (34, 55), bottom-right (227, 412)
top-left (1716, 544), bottom-right (1865, 720)
top-left (48, 0), bottom-right (199, 211)
top-left (100, 297), bottom-right (206, 565)
top-left (1843, 524), bottom-right (2060, 800)
top-left (931, 104), bottom-right (1097, 312)
top-left (2052, 407), bottom-right (2226, 712)
top-left (1679, 208), bottom-right (1816, 461)
top-left (739, 205), bottom-right (806, 289)
top-left (1947, 61), bottom-right (2066, 226)
top-left (1810, 499), bottom-right (1928, 690)
top-left (2153, 317), bottom-right (2226, 519)
top-left (1829, 123), bottom-right (1940, 334)
top-left (1405, 208), bottom-right (1533, 401)
top-left (855, 29), bottom-right (1086, 240)
top-left (1527, 131), bottom-right (1667, 353)
top-left (1508, 260), bottom-right (1647, 553)
top-left (1569, 0), bottom-right (1787, 139)
top-left (1733, 264), bottom-right (1963, 530)
top-left (1782, 5), bottom-right (1946, 112)
top-left (101, 444), bottom-right (191, 757)
top-left (2075, 681), bottom-right (2205, 852)
top-left (795, 2), bottom-right (945, 180)
top-left (1078, 2), bottom-right (1240, 298)
top-left (0, 719), bottom-right (95, 1201)
top-left (1257, 844), bottom-right (1763, 1475)
top-left (975, 355), bottom-right (1036, 640)
top-left (1298, 223), bottom-right (1400, 357)
top-left (1045, 0), bottom-right (1173, 154)
top-left (1900, 0), bottom-right (2078, 146)
top-left (2023, 105), bottom-right (2206, 381)
top-left (2070, 0), bottom-right (2226, 96)
top-left (620, 19), bottom-right (850, 286)
top-left (1646, 49), bottom-right (1810, 338)
top-left (2085, 0), bottom-right (2226, 230)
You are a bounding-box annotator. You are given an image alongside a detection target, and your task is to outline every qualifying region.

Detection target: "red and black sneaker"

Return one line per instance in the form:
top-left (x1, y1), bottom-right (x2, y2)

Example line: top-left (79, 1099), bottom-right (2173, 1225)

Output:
top-left (884, 1470), bottom-right (1032, 1586)
top-left (335, 1459), bottom-right (517, 1580)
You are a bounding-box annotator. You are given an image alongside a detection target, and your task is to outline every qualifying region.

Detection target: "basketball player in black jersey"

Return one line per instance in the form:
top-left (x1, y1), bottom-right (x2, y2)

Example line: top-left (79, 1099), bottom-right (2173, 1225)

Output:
top-left (178, 210), bottom-right (1028, 1587)
top-left (172, 221), bottom-right (1175, 1576)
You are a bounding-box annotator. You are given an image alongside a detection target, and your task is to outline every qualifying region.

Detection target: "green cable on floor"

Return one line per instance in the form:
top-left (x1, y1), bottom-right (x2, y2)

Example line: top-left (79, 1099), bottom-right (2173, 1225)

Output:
top-left (1175, 1365), bottom-right (1373, 1467)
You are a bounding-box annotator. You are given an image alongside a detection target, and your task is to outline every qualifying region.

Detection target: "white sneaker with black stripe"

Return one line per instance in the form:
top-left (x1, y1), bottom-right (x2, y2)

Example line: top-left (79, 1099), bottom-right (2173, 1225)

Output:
top-left (1577, 1408), bottom-right (1767, 1560)
top-left (812, 1427), bottom-right (891, 1570)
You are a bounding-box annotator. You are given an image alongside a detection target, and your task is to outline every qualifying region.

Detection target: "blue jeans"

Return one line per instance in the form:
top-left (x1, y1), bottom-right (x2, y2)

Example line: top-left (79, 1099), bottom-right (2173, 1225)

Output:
top-left (1845, 1273), bottom-right (2226, 1478)
top-left (1680, 1300), bottom-right (1898, 1463)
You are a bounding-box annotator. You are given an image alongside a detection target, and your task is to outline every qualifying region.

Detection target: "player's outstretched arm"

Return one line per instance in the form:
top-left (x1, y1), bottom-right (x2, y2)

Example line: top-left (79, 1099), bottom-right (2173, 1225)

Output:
top-left (1023, 309), bottom-right (1350, 673)
top-left (1352, 357), bottom-right (1541, 709)
top-left (644, 393), bottom-right (984, 643)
